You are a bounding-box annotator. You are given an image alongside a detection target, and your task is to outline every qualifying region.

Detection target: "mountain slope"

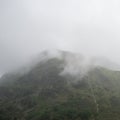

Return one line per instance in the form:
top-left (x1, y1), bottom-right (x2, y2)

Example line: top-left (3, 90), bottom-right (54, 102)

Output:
top-left (0, 50), bottom-right (120, 120)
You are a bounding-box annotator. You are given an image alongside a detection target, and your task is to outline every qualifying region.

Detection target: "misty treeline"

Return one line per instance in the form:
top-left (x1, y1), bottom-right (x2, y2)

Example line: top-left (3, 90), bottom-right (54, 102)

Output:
top-left (0, 51), bottom-right (120, 120)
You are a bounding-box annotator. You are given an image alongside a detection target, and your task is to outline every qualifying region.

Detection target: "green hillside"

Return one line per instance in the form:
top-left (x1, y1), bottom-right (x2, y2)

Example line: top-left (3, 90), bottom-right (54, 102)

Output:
top-left (0, 51), bottom-right (120, 120)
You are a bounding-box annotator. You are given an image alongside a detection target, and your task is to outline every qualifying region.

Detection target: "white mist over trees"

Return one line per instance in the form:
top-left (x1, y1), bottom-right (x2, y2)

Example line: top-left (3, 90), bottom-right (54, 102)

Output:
top-left (0, 0), bottom-right (120, 74)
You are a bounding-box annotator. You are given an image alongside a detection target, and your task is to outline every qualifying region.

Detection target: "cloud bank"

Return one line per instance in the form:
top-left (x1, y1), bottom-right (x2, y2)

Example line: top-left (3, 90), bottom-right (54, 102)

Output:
top-left (0, 0), bottom-right (120, 74)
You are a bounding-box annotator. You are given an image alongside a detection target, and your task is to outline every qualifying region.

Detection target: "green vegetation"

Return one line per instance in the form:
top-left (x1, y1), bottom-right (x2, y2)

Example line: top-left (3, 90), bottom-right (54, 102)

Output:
top-left (0, 57), bottom-right (120, 120)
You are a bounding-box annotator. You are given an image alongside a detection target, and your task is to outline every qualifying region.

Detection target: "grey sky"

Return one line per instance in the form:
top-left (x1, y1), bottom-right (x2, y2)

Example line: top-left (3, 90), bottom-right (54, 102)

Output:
top-left (0, 0), bottom-right (120, 74)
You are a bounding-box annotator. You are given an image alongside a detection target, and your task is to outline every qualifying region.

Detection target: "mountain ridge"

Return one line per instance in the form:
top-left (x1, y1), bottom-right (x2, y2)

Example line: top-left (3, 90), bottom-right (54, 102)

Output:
top-left (0, 50), bottom-right (120, 120)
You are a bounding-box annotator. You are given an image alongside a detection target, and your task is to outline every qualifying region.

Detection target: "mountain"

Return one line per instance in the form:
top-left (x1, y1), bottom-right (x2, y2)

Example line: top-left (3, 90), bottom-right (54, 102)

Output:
top-left (0, 50), bottom-right (120, 120)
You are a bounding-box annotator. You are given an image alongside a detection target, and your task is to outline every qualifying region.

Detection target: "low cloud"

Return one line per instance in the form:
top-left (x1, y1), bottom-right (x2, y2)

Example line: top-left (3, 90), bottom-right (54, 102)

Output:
top-left (0, 0), bottom-right (120, 74)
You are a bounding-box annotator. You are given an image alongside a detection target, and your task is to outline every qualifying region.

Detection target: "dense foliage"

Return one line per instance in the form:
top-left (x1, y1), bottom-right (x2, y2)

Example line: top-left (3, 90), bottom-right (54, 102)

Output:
top-left (0, 56), bottom-right (120, 120)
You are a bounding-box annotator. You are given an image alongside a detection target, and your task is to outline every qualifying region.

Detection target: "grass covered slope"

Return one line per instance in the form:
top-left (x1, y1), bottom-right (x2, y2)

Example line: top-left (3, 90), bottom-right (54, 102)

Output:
top-left (0, 51), bottom-right (120, 120)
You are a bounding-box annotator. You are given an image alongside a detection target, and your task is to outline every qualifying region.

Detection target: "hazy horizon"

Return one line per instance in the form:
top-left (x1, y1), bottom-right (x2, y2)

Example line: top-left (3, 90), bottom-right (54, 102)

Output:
top-left (1, 0), bottom-right (120, 74)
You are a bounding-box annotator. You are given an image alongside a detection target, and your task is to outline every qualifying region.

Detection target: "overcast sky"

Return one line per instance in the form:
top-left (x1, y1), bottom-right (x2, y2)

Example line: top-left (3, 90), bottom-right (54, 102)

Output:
top-left (0, 0), bottom-right (120, 74)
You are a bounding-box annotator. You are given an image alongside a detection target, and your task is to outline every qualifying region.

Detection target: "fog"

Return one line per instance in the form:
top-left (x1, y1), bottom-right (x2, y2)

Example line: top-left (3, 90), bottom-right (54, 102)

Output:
top-left (0, 0), bottom-right (120, 74)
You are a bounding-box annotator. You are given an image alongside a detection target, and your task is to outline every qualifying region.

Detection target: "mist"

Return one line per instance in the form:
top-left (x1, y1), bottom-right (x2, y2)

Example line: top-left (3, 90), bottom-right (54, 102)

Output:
top-left (1, 0), bottom-right (120, 74)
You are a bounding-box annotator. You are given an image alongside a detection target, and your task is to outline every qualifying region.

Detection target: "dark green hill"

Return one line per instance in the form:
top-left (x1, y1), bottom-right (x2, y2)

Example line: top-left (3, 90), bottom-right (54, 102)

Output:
top-left (0, 51), bottom-right (120, 120)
